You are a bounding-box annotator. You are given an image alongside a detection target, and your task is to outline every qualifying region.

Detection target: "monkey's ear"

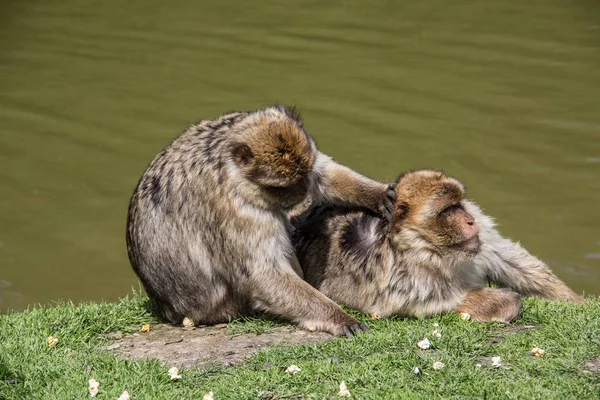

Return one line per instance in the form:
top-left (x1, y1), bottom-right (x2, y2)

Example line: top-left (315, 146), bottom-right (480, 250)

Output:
top-left (232, 143), bottom-right (254, 166)
top-left (393, 201), bottom-right (410, 229)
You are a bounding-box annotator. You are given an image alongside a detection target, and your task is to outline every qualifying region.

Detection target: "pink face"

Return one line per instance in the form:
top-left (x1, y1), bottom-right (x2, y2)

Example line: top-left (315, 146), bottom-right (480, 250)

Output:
top-left (444, 206), bottom-right (479, 252)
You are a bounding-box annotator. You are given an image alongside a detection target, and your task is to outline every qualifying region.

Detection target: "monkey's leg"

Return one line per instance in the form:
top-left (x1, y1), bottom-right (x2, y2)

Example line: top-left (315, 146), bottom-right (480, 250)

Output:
top-left (456, 288), bottom-right (522, 323)
top-left (464, 201), bottom-right (583, 302)
top-left (251, 261), bottom-right (367, 336)
top-left (290, 255), bottom-right (304, 279)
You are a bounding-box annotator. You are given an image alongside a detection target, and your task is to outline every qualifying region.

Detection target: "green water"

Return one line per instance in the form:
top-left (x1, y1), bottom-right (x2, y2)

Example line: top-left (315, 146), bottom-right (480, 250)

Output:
top-left (1, 1), bottom-right (599, 312)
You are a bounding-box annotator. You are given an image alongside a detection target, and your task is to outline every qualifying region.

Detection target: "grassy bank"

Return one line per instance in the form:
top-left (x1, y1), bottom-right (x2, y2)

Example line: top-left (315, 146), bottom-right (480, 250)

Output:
top-left (1, 295), bottom-right (599, 399)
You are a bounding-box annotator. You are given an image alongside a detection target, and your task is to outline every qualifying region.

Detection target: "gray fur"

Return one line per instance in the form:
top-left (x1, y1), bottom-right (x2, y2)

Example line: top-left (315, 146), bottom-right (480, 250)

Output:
top-left (126, 105), bottom-right (392, 335)
top-left (292, 171), bottom-right (582, 322)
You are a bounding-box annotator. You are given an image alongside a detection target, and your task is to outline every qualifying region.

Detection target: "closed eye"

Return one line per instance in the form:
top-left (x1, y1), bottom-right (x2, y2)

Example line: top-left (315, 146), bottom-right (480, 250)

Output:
top-left (438, 203), bottom-right (462, 216)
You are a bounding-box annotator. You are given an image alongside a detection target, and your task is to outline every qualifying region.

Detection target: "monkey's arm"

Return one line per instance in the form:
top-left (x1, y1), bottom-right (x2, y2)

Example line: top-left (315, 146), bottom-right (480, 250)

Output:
top-left (312, 152), bottom-right (395, 218)
top-left (456, 288), bottom-right (522, 323)
top-left (250, 252), bottom-right (367, 336)
top-left (464, 200), bottom-right (583, 303)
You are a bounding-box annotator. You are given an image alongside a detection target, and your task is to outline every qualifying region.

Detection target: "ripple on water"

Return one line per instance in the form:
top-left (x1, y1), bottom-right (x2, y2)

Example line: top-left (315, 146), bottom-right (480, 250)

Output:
top-left (0, 279), bottom-right (13, 289)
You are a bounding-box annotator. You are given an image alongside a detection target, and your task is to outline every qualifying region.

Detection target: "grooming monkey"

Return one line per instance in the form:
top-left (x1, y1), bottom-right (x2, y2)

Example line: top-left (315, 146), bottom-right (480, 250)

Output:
top-left (126, 105), bottom-right (395, 336)
top-left (292, 170), bottom-right (582, 323)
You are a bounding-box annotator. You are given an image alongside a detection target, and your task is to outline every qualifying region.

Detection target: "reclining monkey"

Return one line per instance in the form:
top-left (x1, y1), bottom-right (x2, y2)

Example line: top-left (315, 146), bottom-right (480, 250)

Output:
top-left (292, 169), bottom-right (583, 323)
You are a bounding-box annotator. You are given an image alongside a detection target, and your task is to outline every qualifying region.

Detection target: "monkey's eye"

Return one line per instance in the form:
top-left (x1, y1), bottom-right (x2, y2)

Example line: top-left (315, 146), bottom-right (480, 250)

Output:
top-left (438, 204), bottom-right (461, 216)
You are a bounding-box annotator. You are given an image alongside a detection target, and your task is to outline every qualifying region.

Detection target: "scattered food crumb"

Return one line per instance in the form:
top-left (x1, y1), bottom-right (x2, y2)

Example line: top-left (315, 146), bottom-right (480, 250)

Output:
top-left (432, 329), bottom-right (441, 338)
top-left (460, 313), bottom-right (471, 320)
top-left (182, 317), bottom-right (194, 328)
top-left (285, 365), bottom-right (301, 375)
top-left (88, 378), bottom-right (99, 397)
top-left (47, 336), bottom-right (59, 348)
top-left (412, 367), bottom-right (421, 375)
top-left (476, 364), bottom-right (482, 368)
top-left (531, 347), bottom-right (545, 357)
top-left (492, 356), bottom-right (502, 368)
top-left (417, 338), bottom-right (431, 350)
top-left (117, 390), bottom-right (130, 400)
top-left (433, 361), bottom-right (445, 370)
top-left (168, 366), bottom-right (182, 380)
top-left (203, 391), bottom-right (215, 400)
top-left (370, 314), bottom-right (381, 320)
top-left (433, 322), bottom-right (439, 328)
top-left (338, 381), bottom-right (351, 397)
top-left (140, 324), bottom-right (151, 333)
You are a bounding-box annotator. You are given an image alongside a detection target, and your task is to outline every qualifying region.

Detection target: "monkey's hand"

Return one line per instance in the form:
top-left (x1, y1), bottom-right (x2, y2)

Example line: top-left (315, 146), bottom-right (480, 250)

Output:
top-left (340, 322), bottom-right (370, 337)
top-left (378, 183), bottom-right (397, 221)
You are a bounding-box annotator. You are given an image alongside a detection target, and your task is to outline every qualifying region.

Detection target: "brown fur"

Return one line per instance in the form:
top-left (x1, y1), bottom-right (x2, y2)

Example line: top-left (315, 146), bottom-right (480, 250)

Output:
top-left (457, 288), bottom-right (522, 323)
top-left (126, 105), bottom-right (394, 336)
top-left (292, 169), bottom-right (582, 323)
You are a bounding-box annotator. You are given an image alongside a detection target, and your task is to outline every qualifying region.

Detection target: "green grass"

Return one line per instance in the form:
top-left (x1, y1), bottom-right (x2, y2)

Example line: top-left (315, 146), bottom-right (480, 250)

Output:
top-left (1, 295), bottom-right (599, 399)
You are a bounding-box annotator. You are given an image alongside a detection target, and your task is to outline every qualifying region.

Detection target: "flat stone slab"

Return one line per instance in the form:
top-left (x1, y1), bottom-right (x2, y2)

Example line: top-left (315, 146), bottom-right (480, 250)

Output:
top-left (581, 357), bottom-right (600, 374)
top-left (103, 324), bottom-right (331, 368)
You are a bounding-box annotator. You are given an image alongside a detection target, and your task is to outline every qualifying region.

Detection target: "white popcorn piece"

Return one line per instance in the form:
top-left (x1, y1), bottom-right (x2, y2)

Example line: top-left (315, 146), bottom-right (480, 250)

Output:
top-left (47, 336), bottom-right (60, 348)
top-left (182, 317), bottom-right (194, 327)
top-left (117, 390), bottom-right (130, 400)
top-left (432, 329), bottom-right (441, 338)
top-left (460, 312), bottom-right (471, 320)
top-left (88, 378), bottom-right (100, 397)
top-left (412, 367), bottom-right (421, 375)
top-left (285, 365), bottom-right (301, 375)
top-left (433, 322), bottom-right (439, 327)
top-left (168, 366), bottom-right (182, 380)
top-left (417, 338), bottom-right (431, 350)
top-left (491, 356), bottom-right (502, 368)
top-left (531, 347), bottom-right (545, 357)
top-left (338, 381), bottom-right (351, 397)
top-left (203, 391), bottom-right (215, 400)
top-left (475, 363), bottom-right (482, 368)
top-left (433, 361), bottom-right (445, 370)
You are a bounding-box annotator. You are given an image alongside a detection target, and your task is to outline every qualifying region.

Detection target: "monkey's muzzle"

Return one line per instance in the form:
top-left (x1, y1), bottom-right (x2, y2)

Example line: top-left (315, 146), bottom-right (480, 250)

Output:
top-left (458, 234), bottom-right (480, 253)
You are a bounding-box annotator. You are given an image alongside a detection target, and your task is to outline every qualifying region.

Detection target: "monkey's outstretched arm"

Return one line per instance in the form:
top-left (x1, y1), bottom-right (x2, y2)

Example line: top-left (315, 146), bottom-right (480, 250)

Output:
top-left (250, 254), bottom-right (368, 336)
top-left (312, 153), bottom-right (395, 218)
top-left (463, 200), bottom-right (583, 302)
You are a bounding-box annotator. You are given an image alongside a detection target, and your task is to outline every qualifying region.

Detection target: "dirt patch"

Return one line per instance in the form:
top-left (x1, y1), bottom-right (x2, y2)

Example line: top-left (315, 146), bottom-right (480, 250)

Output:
top-left (500, 324), bottom-right (543, 335)
top-left (581, 358), bottom-right (600, 374)
top-left (489, 324), bottom-right (542, 344)
top-left (103, 324), bottom-right (331, 368)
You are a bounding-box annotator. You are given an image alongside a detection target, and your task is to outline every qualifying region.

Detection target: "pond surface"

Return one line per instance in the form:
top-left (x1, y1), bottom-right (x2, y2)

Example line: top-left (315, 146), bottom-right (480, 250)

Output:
top-left (1, 1), bottom-right (599, 312)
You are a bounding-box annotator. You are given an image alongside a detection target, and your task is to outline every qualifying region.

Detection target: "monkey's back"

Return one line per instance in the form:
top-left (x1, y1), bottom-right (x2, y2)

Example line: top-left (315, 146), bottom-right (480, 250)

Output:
top-left (291, 206), bottom-right (395, 314)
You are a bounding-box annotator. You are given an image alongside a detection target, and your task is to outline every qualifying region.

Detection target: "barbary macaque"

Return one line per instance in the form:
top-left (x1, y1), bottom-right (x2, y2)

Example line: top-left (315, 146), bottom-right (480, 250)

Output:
top-left (126, 105), bottom-right (395, 336)
top-left (292, 169), bottom-right (582, 323)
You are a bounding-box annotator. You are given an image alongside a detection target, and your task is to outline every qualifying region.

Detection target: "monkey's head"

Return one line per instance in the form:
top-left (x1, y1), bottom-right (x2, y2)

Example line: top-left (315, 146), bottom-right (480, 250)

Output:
top-left (232, 106), bottom-right (317, 208)
top-left (391, 170), bottom-right (480, 257)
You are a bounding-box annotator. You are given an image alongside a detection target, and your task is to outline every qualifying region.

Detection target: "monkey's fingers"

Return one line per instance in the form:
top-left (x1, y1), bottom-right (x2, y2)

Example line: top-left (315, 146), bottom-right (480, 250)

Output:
top-left (341, 323), bottom-right (370, 337)
top-left (381, 183), bottom-right (397, 221)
